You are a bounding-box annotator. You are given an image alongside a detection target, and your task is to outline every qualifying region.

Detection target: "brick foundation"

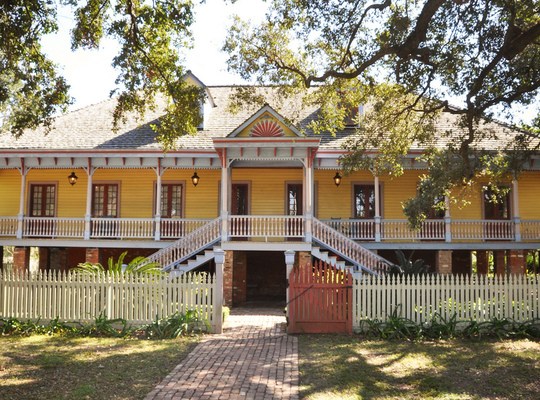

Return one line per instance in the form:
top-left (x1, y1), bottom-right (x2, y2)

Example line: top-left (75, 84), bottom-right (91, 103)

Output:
top-left (223, 250), bottom-right (233, 307)
top-left (38, 248), bottom-right (49, 270)
top-left (436, 250), bottom-right (452, 274)
top-left (13, 247), bottom-right (29, 272)
top-left (508, 250), bottom-right (526, 274)
top-left (85, 248), bottom-right (100, 264)
top-left (232, 251), bottom-right (247, 306)
top-left (494, 250), bottom-right (506, 275)
top-left (476, 251), bottom-right (489, 274)
top-left (50, 248), bottom-right (69, 272)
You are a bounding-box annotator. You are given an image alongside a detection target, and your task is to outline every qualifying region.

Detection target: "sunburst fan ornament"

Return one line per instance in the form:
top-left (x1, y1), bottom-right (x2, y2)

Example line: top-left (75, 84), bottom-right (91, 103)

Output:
top-left (250, 119), bottom-right (284, 137)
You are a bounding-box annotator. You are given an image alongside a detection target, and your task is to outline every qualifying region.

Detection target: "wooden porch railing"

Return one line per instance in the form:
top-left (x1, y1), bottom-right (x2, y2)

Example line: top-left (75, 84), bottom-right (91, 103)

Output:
top-left (521, 220), bottom-right (540, 241)
top-left (451, 219), bottom-right (514, 240)
top-left (0, 217), bottom-right (18, 236)
top-left (146, 218), bottom-right (221, 269)
top-left (1, 215), bottom-right (539, 243)
top-left (228, 215), bottom-right (305, 240)
top-left (313, 218), bottom-right (394, 275)
top-left (24, 217), bottom-right (85, 238)
top-left (381, 219), bottom-right (446, 240)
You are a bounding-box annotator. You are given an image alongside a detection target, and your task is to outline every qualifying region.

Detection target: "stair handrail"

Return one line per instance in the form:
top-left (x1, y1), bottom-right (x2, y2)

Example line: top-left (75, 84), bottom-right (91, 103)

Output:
top-left (312, 217), bottom-right (394, 275)
top-left (146, 217), bottom-right (221, 270)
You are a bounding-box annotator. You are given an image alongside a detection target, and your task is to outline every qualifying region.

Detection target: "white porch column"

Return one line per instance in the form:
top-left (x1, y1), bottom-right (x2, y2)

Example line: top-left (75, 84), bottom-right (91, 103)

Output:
top-left (16, 161), bottom-right (27, 239)
top-left (220, 157), bottom-right (230, 241)
top-left (84, 161), bottom-right (94, 240)
top-left (374, 175), bottom-right (381, 242)
top-left (444, 195), bottom-right (452, 242)
top-left (284, 250), bottom-right (295, 320)
top-left (154, 163), bottom-right (163, 241)
top-left (304, 153), bottom-right (314, 242)
top-left (213, 248), bottom-right (225, 334)
top-left (512, 179), bottom-right (521, 242)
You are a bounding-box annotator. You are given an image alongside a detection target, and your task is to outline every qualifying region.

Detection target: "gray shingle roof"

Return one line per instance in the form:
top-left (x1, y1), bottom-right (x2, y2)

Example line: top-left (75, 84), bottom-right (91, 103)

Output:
top-left (0, 86), bottom-right (524, 152)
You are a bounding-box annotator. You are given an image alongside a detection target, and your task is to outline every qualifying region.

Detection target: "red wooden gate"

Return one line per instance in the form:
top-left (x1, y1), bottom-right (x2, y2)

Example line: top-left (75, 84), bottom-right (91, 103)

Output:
top-left (288, 260), bottom-right (353, 334)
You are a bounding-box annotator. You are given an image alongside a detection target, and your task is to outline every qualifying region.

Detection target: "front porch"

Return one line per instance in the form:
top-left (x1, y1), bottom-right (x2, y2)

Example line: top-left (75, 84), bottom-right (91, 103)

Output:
top-left (1, 214), bottom-right (538, 244)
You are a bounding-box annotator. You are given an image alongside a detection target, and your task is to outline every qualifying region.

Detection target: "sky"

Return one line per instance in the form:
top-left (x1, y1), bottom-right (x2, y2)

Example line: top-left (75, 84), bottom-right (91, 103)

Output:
top-left (42, 0), bottom-right (268, 111)
top-left (41, 1), bottom-right (537, 125)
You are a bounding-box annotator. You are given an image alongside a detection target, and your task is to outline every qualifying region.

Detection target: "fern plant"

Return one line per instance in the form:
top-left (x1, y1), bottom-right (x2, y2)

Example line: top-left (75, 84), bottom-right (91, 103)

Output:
top-left (73, 251), bottom-right (162, 275)
top-left (391, 250), bottom-right (430, 275)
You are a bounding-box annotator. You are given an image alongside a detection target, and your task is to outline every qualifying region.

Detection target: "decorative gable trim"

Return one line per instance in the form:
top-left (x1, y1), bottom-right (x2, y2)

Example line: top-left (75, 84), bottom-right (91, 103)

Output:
top-left (228, 104), bottom-right (302, 138)
top-left (250, 116), bottom-right (284, 137)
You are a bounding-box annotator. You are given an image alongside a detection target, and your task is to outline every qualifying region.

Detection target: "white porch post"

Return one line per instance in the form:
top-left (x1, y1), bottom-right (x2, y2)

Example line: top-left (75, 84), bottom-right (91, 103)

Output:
top-left (374, 175), bottom-right (381, 242)
top-left (220, 154), bottom-right (230, 241)
top-left (284, 250), bottom-right (295, 320)
top-left (304, 152), bottom-right (314, 242)
top-left (154, 162), bottom-right (162, 241)
top-left (84, 161), bottom-right (94, 240)
top-left (512, 179), bottom-right (521, 242)
top-left (213, 248), bottom-right (225, 334)
top-left (444, 195), bottom-right (452, 242)
top-left (16, 160), bottom-right (27, 239)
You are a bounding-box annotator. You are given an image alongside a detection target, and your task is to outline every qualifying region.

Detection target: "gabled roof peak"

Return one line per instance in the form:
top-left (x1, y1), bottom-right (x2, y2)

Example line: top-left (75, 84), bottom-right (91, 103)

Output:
top-left (228, 103), bottom-right (302, 138)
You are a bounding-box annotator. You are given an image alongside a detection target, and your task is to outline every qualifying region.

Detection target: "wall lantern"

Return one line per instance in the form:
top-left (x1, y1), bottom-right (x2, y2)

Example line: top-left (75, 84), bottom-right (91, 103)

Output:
top-left (68, 171), bottom-right (78, 186)
top-left (333, 171), bottom-right (342, 187)
top-left (191, 171), bottom-right (200, 187)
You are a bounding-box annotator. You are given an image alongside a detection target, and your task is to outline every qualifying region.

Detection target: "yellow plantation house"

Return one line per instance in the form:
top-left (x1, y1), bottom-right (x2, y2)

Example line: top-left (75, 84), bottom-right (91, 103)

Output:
top-left (1, 72), bottom-right (539, 307)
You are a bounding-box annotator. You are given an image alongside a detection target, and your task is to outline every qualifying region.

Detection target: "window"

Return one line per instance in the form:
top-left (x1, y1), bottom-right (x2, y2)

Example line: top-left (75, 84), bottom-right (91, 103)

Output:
top-left (92, 184), bottom-right (118, 217)
top-left (353, 184), bottom-right (378, 218)
top-left (160, 183), bottom-right (183, 218)
top-left (483, 187), bottom-right (510, 219)
top-left (30, 184), bottom-right (56, 217)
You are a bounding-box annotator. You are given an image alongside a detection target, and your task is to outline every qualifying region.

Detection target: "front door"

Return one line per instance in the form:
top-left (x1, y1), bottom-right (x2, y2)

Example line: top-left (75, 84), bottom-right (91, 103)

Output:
top-left (231, 184), bottom-right (249, 238)
top-left (287, 183), bottom-right (303, 239)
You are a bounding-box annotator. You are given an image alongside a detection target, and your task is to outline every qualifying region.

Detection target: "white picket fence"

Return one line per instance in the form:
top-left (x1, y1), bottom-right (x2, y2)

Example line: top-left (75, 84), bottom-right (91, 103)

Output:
top-left (0, 270), bottom-right (217, 330)
top-left (353, 274), bottom-right (540, 329)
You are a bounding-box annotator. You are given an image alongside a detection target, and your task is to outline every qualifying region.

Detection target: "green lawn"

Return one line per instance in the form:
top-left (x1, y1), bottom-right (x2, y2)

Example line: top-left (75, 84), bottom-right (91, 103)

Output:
top-left (299, 335), bottom-right (540, 399)
top-left (0, 335), bottom-right (198, 400)
top-left (3, 333), bottom-right (539, 400)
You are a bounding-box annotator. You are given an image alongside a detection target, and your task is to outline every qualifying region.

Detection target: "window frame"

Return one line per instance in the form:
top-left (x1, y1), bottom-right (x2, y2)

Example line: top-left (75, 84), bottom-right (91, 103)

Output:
top-left (351, 183), bottom-right (382, 219)
top-left (155, 181), bottom-right (185, 218)
top-left (91, 182), bottom-right (120, 218)
top-left (28, 182), bottom-right (58, 217)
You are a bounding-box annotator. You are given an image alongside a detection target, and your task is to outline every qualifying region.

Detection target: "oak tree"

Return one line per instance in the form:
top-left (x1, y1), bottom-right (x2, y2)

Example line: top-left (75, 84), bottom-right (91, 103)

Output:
top-left (224, 0), bottom-right (540, 225)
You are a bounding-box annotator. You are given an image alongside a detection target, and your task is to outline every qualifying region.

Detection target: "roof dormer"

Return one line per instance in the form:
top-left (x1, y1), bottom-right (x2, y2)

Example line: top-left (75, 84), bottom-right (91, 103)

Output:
top-left (183, 70), bottom-right (215, 130)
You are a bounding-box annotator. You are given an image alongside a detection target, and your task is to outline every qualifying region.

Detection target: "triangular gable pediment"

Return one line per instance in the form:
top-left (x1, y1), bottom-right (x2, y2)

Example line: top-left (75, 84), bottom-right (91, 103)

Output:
top-left (228, 104), bottom-right (302, 138)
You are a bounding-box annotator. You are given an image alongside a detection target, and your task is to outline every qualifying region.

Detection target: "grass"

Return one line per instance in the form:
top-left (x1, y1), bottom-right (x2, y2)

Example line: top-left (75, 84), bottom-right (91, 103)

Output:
top-left (299, 335), bottom-right (540, 399)
top-left (0, 335), bottom-right (198, 400)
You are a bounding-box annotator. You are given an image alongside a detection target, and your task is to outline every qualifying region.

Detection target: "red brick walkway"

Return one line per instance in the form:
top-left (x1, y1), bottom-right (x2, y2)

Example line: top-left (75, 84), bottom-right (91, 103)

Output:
top-left (145, 307), bottom-right (299, 400)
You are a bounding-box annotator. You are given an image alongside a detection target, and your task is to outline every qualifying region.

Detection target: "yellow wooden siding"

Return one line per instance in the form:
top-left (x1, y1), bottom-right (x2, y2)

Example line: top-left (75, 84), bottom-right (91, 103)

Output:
top-left (173, 169), bottom-right (220, 218)
top-left (0, 169), bottom-right (22, 215)
top-left (24, 169), bottom-right (87, 217)
top-left (315, 170), bottom-right (422, 219)
top-left (1, 167), bottom-right (538, 222)
top-left (380, 171), bottom-right (421, 219)
top-left (517, 172), bottom-right (540, 219)
top-left (232, 168), bottom-right (303, 215)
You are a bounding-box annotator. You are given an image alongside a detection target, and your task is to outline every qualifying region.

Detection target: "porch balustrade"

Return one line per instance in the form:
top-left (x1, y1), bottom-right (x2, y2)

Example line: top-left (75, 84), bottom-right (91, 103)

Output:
top-left (0, 217), bottom-right (18, 236)
top-left (228, 215), bottom-right (305, 240)
top-left (0, 215), bottom-right (538, 242)
top-left (451, 219), bottom-right (515, 240)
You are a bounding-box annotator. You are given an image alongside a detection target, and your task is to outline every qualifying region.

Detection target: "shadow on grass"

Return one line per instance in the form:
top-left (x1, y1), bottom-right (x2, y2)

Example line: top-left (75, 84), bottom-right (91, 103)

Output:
top-left (0, 335), bottom-right (198, 400)
top-left (298, 335), bottom-right (540, 399)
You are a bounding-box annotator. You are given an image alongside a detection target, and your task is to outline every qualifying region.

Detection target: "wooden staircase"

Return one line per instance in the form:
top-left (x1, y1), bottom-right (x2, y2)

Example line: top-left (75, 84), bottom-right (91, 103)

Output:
top-left (312, 218), bottom-right (394, 275)
top-left (145, 216), bottom-right (394, 277)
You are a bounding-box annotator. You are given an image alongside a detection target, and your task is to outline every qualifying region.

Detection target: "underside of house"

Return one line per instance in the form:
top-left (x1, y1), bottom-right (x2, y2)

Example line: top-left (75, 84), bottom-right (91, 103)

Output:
top-left (1, 73), bottom-right (539, 307)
